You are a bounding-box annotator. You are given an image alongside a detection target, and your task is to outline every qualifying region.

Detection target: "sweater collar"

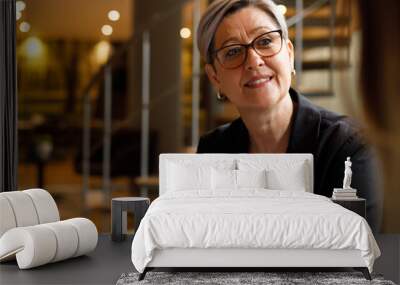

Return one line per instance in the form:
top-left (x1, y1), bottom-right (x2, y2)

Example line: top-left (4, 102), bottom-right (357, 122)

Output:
top-left (235, 88), bottom-right (321, 153)
top-left (287, 88), bottom-right (321, 153)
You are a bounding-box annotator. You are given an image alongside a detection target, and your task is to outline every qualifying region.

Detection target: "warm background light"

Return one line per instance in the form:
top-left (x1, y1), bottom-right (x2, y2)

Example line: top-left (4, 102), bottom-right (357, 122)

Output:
top-left (19, 21), bottom-right (30, 33)
top-left (19, 36), bottom-right (48, 71)
top-left (180, 27), bottom-right (191, 39)
top-left (23, 37), bottom-right (45, 59)
top-left (92, 40), bottom-right (112, 65)
top-left (277, 4), bottom-right (287, 15)
top-left (101, 25), bottom-right (113, 36)
top-left (16, 0), bottom-right (25, 22)
top-left (108, 10), bottom-right (120, 22)
top-left (16, 0), bottom-right (26, 12)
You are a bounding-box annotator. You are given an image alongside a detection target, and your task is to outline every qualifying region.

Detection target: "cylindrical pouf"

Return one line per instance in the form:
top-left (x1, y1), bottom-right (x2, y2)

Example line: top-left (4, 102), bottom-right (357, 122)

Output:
top-left (23, 189), bottom-right (60, 224)
top-left (0, 196), bottom-right (17, 238)
top-left (0, 218), bottom-right (98, 269)
top-left (65, 218), bottom-right (98, 257)
top-left (0, 226), bottom-right (57, 269)
top-left (0, 192), bottom-right (39, 227)
top-left (42, 221), bottom-right (79, 262)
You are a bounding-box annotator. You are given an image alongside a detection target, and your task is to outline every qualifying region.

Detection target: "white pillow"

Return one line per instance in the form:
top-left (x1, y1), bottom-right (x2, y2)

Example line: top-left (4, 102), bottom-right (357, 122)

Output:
top-left (167, 159), bottom-right (235, 170)
top-left (167, 162), bottom-right (212, 191)
top-left (266, 167), bottom-right (307, 191)
top-left (238, 159), bottom-right (309, 192)
top-left (212, 168), bottom-right (237, 190)
top-left (236, 169), bottom-right (267, 188)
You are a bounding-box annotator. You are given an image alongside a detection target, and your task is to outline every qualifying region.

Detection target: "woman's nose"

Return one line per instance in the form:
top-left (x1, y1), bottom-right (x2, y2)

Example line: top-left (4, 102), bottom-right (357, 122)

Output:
top-left (244, 48), bottom-right (265, 70)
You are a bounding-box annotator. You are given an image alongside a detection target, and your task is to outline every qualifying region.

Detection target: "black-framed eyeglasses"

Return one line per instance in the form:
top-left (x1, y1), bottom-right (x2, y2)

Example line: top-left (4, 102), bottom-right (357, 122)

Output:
top-left (212, 30), bottom-right (283, 69)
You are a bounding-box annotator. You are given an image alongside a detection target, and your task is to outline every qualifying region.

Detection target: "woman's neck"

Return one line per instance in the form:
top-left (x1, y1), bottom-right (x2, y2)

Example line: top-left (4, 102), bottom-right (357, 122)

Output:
top-left (238, 94), bottom-right (295, 153)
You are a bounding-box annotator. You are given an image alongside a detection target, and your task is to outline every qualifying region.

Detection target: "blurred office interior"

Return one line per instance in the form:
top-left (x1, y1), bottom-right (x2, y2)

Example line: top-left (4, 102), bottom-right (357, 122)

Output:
top-left (14, 0), bottom-right (398, 233)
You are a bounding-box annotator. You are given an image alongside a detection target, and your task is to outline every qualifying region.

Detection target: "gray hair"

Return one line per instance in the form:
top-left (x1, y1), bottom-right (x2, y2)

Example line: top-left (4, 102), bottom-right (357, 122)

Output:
top-left (197, 0), bottom-right (288, 64)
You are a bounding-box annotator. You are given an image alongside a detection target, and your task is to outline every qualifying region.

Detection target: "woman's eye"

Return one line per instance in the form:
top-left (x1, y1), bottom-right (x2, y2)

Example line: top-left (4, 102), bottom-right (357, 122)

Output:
top-left (224, 47), bottom-right (243, 58)
top-left (257, 38), bottom-right (272, 48)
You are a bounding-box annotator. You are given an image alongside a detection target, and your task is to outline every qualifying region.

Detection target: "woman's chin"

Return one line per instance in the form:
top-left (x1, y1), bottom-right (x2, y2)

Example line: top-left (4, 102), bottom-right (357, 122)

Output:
top-left (241, 91), bottom-right (281, 109)
top-left (245, 84), bottom-right (280, 98)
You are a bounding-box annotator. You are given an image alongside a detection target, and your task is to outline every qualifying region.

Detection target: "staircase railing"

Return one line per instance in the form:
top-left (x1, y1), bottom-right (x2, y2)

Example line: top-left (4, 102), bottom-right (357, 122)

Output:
top-left (80, 0), bottom-right (191, 212)
top-left (286, 0), bottom-right (332, 90)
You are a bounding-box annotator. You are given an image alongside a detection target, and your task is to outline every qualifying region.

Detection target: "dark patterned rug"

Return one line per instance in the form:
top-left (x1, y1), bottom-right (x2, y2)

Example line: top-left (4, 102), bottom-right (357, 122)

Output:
top-left (116, 271), bottom-right (396, 285)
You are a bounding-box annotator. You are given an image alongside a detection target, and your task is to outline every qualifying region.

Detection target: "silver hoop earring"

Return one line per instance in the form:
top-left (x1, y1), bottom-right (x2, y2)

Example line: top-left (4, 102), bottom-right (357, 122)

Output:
top-left (216, 91), bottom-right (227, 101)
top-left (291, 69), bottom-right (296, 76)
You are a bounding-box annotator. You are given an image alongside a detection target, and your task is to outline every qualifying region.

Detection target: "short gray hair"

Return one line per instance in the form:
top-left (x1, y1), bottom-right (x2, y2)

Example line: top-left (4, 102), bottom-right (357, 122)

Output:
top-left (197, 0), bottom-right (288, 64)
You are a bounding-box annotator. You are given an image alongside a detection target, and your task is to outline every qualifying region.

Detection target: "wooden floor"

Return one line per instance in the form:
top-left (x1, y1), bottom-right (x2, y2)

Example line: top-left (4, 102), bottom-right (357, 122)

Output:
top-left (18, 158), bottom-right (158, 233)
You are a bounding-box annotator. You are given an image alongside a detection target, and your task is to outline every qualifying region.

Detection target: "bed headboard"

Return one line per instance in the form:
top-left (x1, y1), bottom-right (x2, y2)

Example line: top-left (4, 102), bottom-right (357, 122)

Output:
top-left (159, 153), bottom-right (314, 196)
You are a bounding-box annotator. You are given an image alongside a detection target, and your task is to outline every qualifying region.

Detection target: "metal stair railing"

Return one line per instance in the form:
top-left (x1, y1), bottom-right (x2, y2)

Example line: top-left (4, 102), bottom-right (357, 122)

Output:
top-left (285, 0), bottom-right (332, 90)
top-left (286, 0), bottom-right (351, 96)
top-left (80, 0), bottom-right (191, 212)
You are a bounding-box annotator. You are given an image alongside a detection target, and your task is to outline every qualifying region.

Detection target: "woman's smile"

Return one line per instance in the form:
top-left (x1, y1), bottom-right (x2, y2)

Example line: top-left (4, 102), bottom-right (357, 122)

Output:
top-left (244, 75), bottom-right (274, 89)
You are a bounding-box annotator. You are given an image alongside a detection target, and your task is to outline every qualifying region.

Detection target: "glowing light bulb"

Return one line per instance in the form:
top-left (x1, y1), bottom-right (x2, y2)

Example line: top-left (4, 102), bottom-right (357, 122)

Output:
top-left (180, 27), bottom-right (191, 39)
top-left (101, 25), bottom-right (113, 36)
top-left (108, 10), bottom-right (120, 21)
top-left (93, 40), bottom-right (112, 64)
top-left (24, 37), bottom-right (44, 58)
top-left (16, 1), bottom-right (26, 12)
top-left (19, 21), bottom-right (30, 33)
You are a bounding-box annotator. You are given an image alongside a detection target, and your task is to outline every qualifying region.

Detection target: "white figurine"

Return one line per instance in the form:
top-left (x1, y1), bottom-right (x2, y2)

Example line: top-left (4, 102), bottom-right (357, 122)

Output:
top-left (342, 157), bottom-right (353, 189)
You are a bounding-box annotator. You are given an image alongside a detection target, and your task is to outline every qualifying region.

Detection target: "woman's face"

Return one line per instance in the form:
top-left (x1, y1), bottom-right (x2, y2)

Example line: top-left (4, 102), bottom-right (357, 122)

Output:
top-left (205, 7), bottom-right (294, 111)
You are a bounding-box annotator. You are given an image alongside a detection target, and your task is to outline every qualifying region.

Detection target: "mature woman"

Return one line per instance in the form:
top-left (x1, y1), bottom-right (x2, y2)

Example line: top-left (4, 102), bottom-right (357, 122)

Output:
top-left (196, 0), bottom-right (382, 232)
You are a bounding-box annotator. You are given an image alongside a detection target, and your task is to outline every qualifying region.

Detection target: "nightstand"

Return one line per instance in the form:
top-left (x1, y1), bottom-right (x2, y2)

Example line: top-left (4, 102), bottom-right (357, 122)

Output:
top-left (331, 198), bottom-right (366, 218)
top-left (111, 197), bottom-right (150, 242)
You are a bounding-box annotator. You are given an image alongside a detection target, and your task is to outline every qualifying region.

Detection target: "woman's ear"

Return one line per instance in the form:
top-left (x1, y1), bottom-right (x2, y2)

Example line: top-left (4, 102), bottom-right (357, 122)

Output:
top-left (286, 39), bottom-right (295, 70)
top-left (205, 63), bottom-right (221, 90)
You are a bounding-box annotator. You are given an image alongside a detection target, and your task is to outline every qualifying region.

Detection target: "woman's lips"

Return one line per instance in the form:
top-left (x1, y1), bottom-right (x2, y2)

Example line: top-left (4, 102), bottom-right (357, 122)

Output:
top-left (244, 76), bottom-right (273, 88)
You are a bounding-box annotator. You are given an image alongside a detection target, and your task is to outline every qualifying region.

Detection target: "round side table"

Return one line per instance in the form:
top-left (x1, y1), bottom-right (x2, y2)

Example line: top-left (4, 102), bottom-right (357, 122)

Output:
top-left (111, 197), bottom-right (150, 242)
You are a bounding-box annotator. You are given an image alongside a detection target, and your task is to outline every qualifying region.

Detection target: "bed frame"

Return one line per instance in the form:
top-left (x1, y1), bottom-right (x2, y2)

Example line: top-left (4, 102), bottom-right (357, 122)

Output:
top-left (140, 248), bottom-right (371, 280)
top-left (138, 154), bottom-right (372, 281)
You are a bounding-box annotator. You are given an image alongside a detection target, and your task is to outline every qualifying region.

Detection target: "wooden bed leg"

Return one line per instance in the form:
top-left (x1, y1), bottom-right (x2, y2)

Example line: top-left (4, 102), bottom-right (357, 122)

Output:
top-left (362, 268), bottom-right (372, 280)
top-left (354, 267), bottom-right (371, 280)
top-left (138, 268), bottom-right (147, 281)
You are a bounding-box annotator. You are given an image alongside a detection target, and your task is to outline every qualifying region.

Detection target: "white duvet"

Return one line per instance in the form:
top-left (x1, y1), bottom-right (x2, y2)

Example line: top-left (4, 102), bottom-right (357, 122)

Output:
top-left (131, 190), bottom-right (380, 273)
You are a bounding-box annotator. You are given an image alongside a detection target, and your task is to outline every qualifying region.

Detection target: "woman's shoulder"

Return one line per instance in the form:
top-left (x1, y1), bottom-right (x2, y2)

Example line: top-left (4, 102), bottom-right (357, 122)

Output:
top-left (298, 93), bottom-right (362, 141)
top-left (318, 106), bottom-right (365, 147)
top-left (294, 92), bottom-right (368, 154)
top-left (321, 112), bottom-right (369, 159)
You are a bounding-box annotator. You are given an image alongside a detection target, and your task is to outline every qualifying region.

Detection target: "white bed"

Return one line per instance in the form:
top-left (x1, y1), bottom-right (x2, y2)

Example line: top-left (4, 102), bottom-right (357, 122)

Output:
top-left (131, 154), bottom-right (380, 280)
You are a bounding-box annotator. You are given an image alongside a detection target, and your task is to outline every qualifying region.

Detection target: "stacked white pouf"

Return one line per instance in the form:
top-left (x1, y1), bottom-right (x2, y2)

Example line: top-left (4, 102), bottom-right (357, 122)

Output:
top-left (0, 189), bottom-right (98, 269)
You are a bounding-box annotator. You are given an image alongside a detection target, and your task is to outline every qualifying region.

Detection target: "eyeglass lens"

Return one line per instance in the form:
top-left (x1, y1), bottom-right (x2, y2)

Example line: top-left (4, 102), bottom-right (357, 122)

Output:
top-left (216, 31), bottom-right (282, 69)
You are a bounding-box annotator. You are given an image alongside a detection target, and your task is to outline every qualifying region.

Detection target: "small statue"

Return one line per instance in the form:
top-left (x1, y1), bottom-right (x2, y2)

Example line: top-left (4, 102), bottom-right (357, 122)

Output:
top-left (342, 157), bottom-right (353, 189)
